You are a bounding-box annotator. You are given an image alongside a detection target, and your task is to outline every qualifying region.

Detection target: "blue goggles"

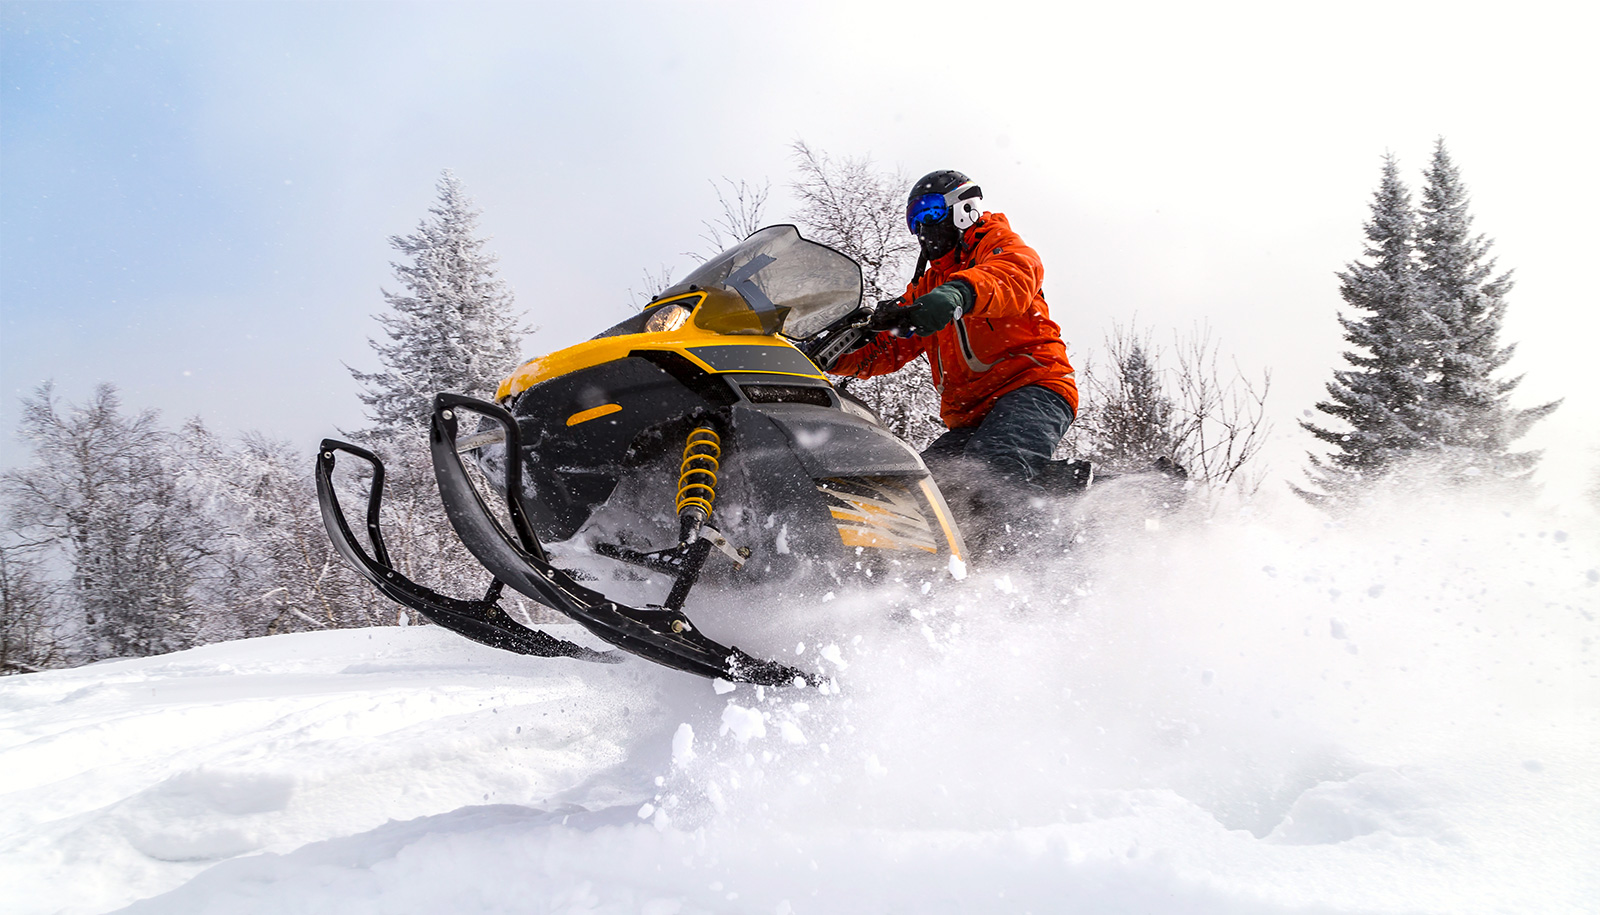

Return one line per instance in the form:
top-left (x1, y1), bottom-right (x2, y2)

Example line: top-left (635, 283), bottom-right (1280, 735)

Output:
top-left (906, 193), bottom-right (950, 234)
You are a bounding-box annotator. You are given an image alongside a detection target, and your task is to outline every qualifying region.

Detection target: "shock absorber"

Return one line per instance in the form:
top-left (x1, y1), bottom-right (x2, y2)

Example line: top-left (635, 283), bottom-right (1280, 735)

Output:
top-left (675, 426), bottom-right (722, 537)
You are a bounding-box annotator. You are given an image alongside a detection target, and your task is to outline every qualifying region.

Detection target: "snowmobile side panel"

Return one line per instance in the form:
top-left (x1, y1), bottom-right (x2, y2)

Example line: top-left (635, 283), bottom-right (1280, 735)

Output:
top-left (750, 402), bottom-right (927, 478)
top-left (505, 356), bottom-right (717, 542)
top-left (731, 402), bottom-right (966, 561)
top-left (313, 440), bottom-right (615, 663)
top-left (719, 405), bottom-right (853, 567)
top-left (431, 395), bottom-right (816, 686)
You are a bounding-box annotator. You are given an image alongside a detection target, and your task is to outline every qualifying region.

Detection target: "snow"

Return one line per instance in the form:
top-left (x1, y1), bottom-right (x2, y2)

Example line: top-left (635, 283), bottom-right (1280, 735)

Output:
top-left (1, 489), bottom-right (1596, 914)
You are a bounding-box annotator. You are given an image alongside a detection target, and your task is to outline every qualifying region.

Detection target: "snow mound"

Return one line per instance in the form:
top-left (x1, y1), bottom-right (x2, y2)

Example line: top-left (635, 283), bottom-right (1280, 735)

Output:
top-left (0, 490), bottom-right (1595, 914)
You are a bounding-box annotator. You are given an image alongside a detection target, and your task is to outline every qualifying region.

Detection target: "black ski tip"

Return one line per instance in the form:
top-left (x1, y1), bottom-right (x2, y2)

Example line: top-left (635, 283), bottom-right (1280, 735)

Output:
top-left (584, 648), bottom-right (627, 665)
top-left (726, 647), bottom-right (823, 688)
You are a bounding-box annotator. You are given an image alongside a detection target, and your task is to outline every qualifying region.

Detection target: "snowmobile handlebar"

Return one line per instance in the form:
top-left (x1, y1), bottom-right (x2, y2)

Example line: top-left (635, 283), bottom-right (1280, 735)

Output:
top-left (800, 303), bottom-right (879, 372)
top-left (867, 296), bottom-right (916, 338)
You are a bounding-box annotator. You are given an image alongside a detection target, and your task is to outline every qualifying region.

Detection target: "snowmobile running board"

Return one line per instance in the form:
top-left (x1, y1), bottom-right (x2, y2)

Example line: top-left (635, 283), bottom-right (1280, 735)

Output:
top-left (315, 394), bottom-right (817, 687)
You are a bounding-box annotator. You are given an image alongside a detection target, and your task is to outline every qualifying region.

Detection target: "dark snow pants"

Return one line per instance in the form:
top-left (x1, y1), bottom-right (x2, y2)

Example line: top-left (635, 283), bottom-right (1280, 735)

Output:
top-left (920, 384), bottom-right (1075, 485)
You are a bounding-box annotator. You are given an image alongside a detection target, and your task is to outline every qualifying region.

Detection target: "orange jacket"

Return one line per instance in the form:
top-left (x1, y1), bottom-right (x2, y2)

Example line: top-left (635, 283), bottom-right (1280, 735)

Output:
top-left (831, 212), bottom-right (1078, 428)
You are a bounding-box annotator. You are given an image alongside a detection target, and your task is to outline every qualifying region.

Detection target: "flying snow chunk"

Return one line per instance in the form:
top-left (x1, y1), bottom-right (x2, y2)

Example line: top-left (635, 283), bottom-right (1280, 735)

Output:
top-left (713, 678), bottom-right (736, 695)
top-left (780, 721), bottom-right (807, 745)
top-left (865, 753), bottom-right (888, 778)
top-left (948, 556), bottom-right (968, 581)
top-left (637, 802), bottom-right (656, 819)
top-left (672, 723), bottom-right (696, 766)
top-left (706, 781), bottom-right (728, 814)
top-left (819, 644), bottom-right (848, 670)
top-left (720, 703), bottom-right (767, 742)
top-left (795, 428), bottom-right (832, 449)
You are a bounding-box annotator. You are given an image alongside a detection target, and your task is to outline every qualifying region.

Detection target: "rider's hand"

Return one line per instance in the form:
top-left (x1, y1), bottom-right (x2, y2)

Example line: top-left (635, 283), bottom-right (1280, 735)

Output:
top-left (873, 281), bottom-right (975, 337)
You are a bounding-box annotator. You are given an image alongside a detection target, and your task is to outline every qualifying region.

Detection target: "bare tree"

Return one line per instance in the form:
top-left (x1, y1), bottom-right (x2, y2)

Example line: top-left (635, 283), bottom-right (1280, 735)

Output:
top-left (0, 544), bottom-right (67, 674)
top-left (628, 177), bottom-right (775, 310)
top-left (1170, 325), bottom-right (1272, 491)
top-left (628, 264), bottom-right (678, 308)
top-left (2, 383), bottom-right (212, 661)
top-left (789, 141), bottom-right (919, 301)
top-left (176, 421), bottom-right (391, 635)
top-left (1064, 322), bottom-right (1271, 493)
top-left (788, 140), bottom-right (943, 447)
top-left (695, 177), bottom-right (771, 257)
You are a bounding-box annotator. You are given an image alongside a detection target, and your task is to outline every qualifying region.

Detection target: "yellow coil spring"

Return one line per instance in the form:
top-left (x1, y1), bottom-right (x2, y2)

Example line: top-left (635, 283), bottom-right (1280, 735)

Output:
top-left (675, 427), bottom-right (722, 520)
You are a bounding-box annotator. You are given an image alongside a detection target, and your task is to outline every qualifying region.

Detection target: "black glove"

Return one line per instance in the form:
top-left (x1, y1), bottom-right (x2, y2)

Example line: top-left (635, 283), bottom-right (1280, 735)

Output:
top-left (872, 280), bottom-right (974, 337)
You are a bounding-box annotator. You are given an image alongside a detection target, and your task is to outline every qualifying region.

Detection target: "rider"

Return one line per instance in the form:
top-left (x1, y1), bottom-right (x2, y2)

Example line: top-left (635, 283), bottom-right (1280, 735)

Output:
top-left (830, 170), bottom-right (1078, 488)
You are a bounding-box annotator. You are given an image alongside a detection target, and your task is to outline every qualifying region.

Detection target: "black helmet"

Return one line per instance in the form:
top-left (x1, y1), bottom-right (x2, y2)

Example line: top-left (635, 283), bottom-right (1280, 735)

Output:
top-left (906, 170), bottom-right (984, 259)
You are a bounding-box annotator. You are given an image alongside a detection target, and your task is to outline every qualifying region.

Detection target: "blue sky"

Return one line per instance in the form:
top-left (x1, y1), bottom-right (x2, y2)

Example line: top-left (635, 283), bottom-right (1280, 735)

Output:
top-left (3, 0), bottom-right (1597, 501)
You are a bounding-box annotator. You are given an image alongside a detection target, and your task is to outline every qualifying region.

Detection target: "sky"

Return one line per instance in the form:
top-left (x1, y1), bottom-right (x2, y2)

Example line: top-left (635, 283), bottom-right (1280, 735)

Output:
top-left (3, 0), bottom-right (1597, 503)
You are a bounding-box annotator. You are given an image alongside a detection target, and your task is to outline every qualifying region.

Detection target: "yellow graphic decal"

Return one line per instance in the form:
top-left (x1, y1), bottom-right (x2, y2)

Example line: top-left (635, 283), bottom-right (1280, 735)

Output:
top-left (566, 404), bottom-right (622, 427)
top-left (918, 476), bottom-right (966, 564)
top-left (817, 477), bottom-right (940, 554)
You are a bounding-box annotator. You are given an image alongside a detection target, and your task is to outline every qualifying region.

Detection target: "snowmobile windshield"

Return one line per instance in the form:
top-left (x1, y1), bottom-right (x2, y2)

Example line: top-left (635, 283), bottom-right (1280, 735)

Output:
top-left (661, 225), bottom-right (863, 340)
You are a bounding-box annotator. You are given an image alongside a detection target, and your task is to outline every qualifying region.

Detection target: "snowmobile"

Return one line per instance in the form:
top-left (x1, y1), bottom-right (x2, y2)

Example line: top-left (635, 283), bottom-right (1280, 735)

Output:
top-left (316, 226), bottom-right (972, 686)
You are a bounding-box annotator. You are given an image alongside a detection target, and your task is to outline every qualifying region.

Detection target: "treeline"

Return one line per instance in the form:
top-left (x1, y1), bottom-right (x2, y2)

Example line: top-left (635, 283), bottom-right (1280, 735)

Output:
top-left (0, 388), bottom-right (391, 673)
top-left (0, 171), bottom-right (520, 675)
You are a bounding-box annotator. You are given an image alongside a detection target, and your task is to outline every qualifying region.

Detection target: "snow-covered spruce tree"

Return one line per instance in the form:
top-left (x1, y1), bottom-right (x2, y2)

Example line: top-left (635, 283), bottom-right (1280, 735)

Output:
top-left (1412, 140), bottom-right (1558, 482)
top-left (1298, 155), bottom-right (1432, 504)
top-left (1, 384), bottom-right (211, 661)
top-left (351, 170), bottom-right (527, 436)
top-left (790, 141), bottom-right (944, 448)
top-left (347, 171), bottom-right (529, 610)
top-left (1084, 328), bottom-right (1179, 473)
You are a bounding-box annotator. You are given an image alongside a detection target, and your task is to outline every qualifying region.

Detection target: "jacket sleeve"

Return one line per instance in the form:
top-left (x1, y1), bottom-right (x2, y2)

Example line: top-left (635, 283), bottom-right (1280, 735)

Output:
top-left (829, 330), bottom-right (927, 379)
top-left (951, 230), bottom-right (1044, 319)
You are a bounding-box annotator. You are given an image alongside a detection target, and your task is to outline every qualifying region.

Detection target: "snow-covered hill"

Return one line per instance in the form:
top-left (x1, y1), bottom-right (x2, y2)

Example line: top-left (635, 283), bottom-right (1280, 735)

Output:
top-left (2, 489), bottom-right (1595, 914)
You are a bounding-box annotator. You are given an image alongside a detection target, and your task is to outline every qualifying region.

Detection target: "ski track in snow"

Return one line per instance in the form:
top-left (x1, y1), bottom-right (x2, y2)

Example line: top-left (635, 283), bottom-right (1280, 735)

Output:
top-left (1, 489), bottom-right (1596, 914)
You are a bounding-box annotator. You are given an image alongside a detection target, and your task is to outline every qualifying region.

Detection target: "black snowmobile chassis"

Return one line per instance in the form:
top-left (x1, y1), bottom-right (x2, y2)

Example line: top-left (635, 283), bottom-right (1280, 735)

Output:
top-left (316, 394), bottom-right (815, 686)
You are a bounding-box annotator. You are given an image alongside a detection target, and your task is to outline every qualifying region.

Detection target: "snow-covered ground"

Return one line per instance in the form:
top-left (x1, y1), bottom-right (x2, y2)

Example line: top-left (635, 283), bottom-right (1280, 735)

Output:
top-left (2, 487), bottom-right (1596, 914)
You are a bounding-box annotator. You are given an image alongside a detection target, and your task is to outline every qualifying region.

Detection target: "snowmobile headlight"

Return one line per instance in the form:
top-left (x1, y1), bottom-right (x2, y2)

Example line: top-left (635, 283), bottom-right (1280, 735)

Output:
top-left (645, 304), bottom-right (691, 333)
